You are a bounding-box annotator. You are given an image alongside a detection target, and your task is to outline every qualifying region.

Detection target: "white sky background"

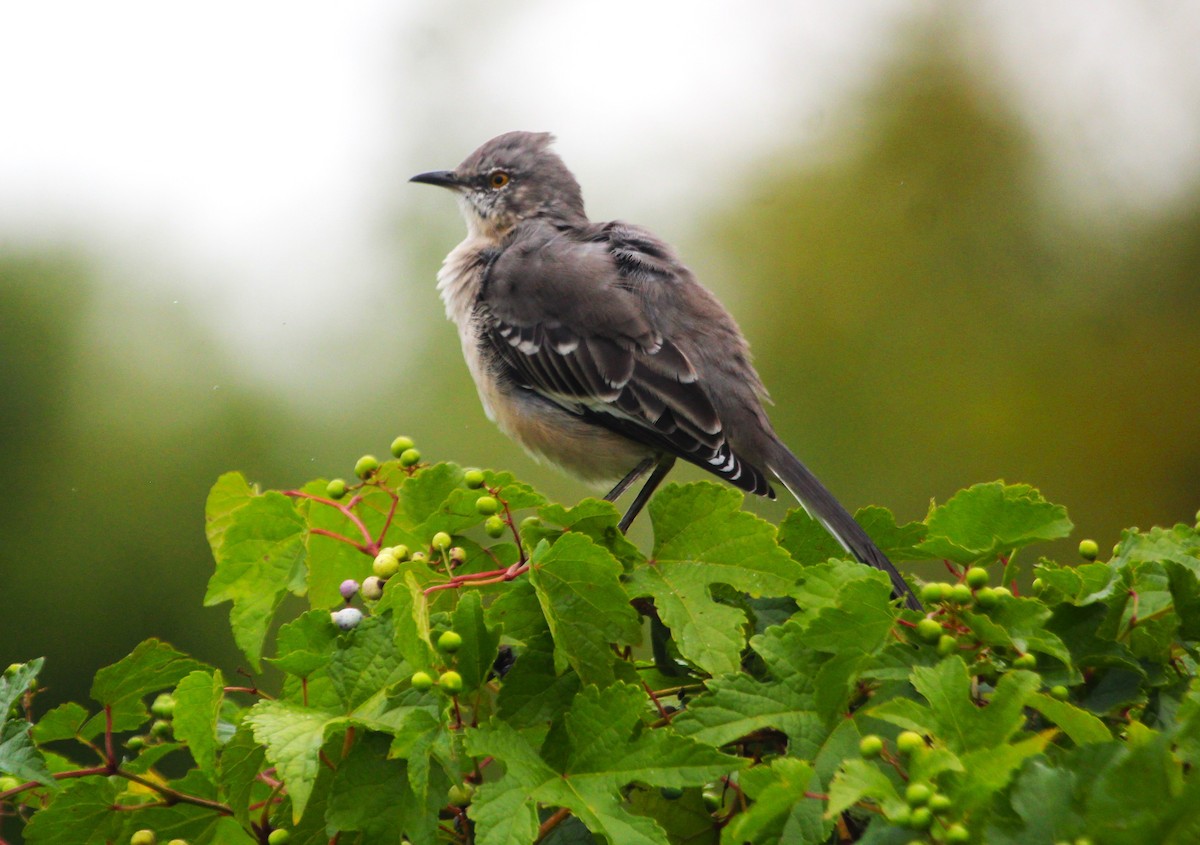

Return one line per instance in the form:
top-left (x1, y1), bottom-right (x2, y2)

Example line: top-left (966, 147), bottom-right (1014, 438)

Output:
top-left (2, 1), bottom-right (1199, 394)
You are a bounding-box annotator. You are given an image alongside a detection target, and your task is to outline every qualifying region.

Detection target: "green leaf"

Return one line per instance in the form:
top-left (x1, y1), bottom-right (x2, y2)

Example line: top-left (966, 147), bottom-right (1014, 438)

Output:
top-left (673, 619), bottom-right (826, 758)
top-left (90, 639), bottom-right (208, 711)
top-left (328, 615), bottom-right (409, 713)
top-left (22, 779), bottom-right (122, 844)
top-left (723, 758), bottom-right (829, 845)
top-left (826, 758), bottom-right (906, 818)
top-left (529, 533), bottom-right (642, 685)
top-left (466, 683), bottom-right (742, 845)
top-left (301, 477), bottom-right (392, 610)
top-left (0, 720), bottom-right (56, 786)
top-left (450, 590), bottom-right (503, 692)
top-left (497, 632), bottom-right (582, 728)
top-left (538, 498), bottom-right (644, 565)
top-left (267, 610), bottom-right (339, 677)
top-left (627, 482), bottom-right (801, 676)
top-left (1, 658), bottom-right (43, 716)
top-left (961, 596), bottom-right (1072, 665)
top-left (171, 669), bottom-right (224, 778)
top-left (247, 699), bottom-right (341, 822)
top-left (919, 481), bottom-right (1073, 564)
top-left (1026, 692), bottom-right (1111, 745)
top-left (375, 569), bottom-right (438, 672)
top-left (204, 491), bottom-right (308, 669)
top-left (204, 471), bottom-right (256, 555)
top-left (779, 505), bottom-right (926, 567)
top-left (326, 732), bottom-right (443, 845)
top-left (31, 702), bottom-right (91, 744)
top-left (217, 724), bottom-right (267, 827)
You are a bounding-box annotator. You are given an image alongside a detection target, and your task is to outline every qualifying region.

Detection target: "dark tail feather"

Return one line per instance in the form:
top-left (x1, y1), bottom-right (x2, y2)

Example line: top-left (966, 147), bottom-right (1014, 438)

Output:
top-left (768, 442), bottom-right (922, 611)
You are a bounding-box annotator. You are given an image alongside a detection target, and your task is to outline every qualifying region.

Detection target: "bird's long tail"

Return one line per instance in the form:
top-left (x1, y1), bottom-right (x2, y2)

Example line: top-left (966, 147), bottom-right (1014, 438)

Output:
top-left (768, 441), bottom-right (921, 610)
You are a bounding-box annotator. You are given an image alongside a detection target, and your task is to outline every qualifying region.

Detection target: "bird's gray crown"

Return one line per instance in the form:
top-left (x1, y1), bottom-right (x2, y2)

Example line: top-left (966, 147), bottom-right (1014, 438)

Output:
top-left (412, 131), bottom-right (587, 236)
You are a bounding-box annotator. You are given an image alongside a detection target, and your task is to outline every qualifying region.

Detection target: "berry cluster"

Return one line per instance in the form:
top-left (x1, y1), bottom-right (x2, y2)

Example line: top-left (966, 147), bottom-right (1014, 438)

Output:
top-left (409, 629), bottom-right (465, 696)
top-left (124, 692), bottom-right (176, 752)
top-left (129, 829), bottom-right (291, 845)
top-left (858, 732), bottom-right (969, 842)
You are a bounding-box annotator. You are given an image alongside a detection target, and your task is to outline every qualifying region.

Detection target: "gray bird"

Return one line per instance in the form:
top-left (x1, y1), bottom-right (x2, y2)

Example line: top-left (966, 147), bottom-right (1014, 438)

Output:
top-left (412, 131), bottom-right (918, 609)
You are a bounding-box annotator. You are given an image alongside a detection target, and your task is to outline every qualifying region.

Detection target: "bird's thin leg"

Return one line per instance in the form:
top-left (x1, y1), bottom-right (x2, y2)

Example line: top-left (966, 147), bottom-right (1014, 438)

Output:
top-left (617, 454), bottom-right (677, 533)
top-left (603, 457), bottom-right (656, 502)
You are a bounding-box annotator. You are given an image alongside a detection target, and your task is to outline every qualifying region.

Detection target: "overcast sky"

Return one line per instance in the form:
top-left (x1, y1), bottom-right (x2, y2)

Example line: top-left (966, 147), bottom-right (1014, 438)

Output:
top-left (2, 1), bottom-right (1198, 385)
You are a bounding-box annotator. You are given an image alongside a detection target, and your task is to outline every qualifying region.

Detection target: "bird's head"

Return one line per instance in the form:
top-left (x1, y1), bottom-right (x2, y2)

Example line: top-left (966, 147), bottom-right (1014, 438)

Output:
top-left (411, 131), bottom-right (586, 240)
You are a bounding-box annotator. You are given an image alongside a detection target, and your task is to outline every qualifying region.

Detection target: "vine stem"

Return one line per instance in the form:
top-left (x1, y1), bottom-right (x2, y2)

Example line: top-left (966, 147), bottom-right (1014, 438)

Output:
top-left (534, 807), bottom-right (572, 843)
top-left (284, 490), bottom-right (377, 551)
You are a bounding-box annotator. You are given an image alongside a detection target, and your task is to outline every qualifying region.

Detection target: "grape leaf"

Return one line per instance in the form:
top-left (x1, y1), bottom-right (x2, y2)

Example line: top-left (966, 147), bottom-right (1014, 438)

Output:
top-left (0, 720), bottom-right (56, 786)
top-left (466, 683), bottom-right (742, 845)
top-left (528, 533), bottom-right (642, 685)
top-left (267, 610), bottom-right (339, 677)
top-left (327, 615), bottom-right (408, 713)
top-left (204, 491), bottom-right (308, 669)
top-left (22, 779), bottom-right (122, 844)
top-left (217, 724), bottom-right (267, 827)
top-left (247, 700), bottom-right (342, 822)
top-left (172, 669), bottom-right (225, 779)
top-left (627, 483), bottom-right (801, 676)
top-left (450, 590), bottom-right (502, 692)
top-left (89, 639), bottom-right (208, 720)
top-left (31, 702), bottom-right (90, 744)
top-left (919, 482), bottom-right (1073, 563)
top-left (723, 757), bottom-right (829, 845)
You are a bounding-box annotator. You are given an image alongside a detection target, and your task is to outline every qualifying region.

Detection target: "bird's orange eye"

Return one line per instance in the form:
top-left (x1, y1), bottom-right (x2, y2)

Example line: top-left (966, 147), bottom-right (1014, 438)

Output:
top-left (490, 171), bottom-right (510, 189)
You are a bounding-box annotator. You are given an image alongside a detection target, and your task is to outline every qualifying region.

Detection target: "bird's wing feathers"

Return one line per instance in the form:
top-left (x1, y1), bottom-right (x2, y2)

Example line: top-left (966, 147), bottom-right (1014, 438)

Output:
top-left (480, 221), bottom-right (773, 496)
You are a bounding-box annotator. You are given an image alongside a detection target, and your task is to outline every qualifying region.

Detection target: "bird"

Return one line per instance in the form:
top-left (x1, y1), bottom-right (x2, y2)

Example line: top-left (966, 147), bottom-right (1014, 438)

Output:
top-left (411, 131), bottom-right (919, 609)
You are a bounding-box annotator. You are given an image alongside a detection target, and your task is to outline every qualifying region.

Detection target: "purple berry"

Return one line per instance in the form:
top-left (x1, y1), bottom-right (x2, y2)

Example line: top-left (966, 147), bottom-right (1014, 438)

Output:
top-left (339, 579), bottom-right (360, 601)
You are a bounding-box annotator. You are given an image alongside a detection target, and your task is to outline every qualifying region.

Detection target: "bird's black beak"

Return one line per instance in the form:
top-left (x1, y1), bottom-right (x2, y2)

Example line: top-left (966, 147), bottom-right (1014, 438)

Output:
top-left (409, 170), bottom-right (461, 189)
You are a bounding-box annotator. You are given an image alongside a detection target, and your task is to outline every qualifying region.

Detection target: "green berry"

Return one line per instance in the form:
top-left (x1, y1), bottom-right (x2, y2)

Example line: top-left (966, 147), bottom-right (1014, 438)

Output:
top-left (354, 455), bottom-right (380, 478)
top-left (966, 566), bottom-right (989, 589)
top-left (410, 671), bottom-right (434, 692)
top-left (484, 515), bottom-right (506, 538)
top-left (126, 735), bottom-right (146, 751)
top-left (950, 583), bottom-right (974, 604)
top-left (520, 515), bottom-right (542, 531)
top-left (399, 447), bottom-right (421, 467)
top-left (1075, 839), bottom-right (1093, 845)
top-left (151, 693), bottom-right (175, 719)
top-left (0, 775), bottom-right (21, 792)
top-left (131, 830), bottom-right (157, 845)
top-left (438, 670), bottom-right (463, 694)
top-left (701, 790), bottom-right (722, 811)
top-left (908, 806), bottom-right (933, 830)
top-left (896, 731), bottom-right (925, 755)
top-left (1050, 684), bottom-right (1069, 700)
top-left (889, 806), bottom-right (911, 827)
top-left (151, 719), bottom-right (172, 739)
top-left (326, 478), bottom-right (348, 500)
top-left (974, 586), bottom-right (999, 608)
top-left (921, 582), bottom-right (949, 603)
top-left (905, 782), bottom-right (932, 806)
top-left (1079, 539), bottom-right (1099, 561)
top-left (389, 544), bottom-right (411, 561)
top-left (928, 793), bottom-right (953, 814)
top-left (659, 785), bottom-right (684, 800)
top-left (361, 576), bottom-right (385, 600)
top-left (449, 546), bottom-right (467, 565)
top-left (167, 840), bottom-right (189, 845)
top-left (437, 630), bottom-right (464, 654)
top-left (1032, 578), bottom-right (1044, 592)
top-left (937, 634), bottom-right (958, 656)
top-left (446, 782), bottom-right (475, 807)
top-left (410, 551), bottom-right (428, 564)
top-left (373, 552), bottom-right (399, 579)
top-left (916, 618), bottom-right (943, 643)
top-left (992, 586), bottom-right (1012, 598)
top-left (463, 469), bottom-right (486, 489)
top-left (3, 663), bottom-right (21, 676)
top-left (945, 823), bottom-right (970, 843)
top-left (1013, 652), bottom-right (1038, 670)
top-left (267, 830), bottom-right (292, 845)
top-left (858, 734), bottom-right (884, 758)
top-left (475, 495), bottom-right (500, 516)
top-left (431, 531), bottom-right (452, 550)
top-left (390, 436), bottom-right (415, 458)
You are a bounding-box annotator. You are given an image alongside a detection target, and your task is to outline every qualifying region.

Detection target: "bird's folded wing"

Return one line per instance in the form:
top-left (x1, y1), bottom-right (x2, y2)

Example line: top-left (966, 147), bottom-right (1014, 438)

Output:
top-left (480, 223), bottom-right (772, 496)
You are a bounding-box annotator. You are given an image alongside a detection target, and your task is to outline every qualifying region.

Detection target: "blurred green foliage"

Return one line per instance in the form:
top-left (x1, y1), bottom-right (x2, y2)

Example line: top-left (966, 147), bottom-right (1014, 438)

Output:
top-left (2, 34), bottom-right (1197, 721)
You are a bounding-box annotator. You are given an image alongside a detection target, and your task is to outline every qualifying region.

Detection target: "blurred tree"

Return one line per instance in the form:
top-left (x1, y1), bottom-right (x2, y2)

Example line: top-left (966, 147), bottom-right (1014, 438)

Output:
top-left (693, 34), bottom-right (1200, 555)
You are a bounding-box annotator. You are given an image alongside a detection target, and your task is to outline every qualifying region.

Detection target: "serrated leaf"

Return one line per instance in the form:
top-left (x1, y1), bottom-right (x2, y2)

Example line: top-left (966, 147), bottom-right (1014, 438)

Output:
top-left (1026, 692), bottom-right (1111, 745)
top-left (919, 481), bottom-right (1072, 564)
top-left (538, 498), bottom-right (644, 565)
top-left (375, 569), bottom-right (438, 672)
top-left (451, 590), bottom-right (502, 692)
top-left (327, 731), bottom-right (442, 845)
top-left (673, 619), bottom-right (826, 758)
top-left (328, 615), bottom-right (408, 712)
top-left (497, 632), bottom-right (583, 728)
top-left (0, 720), bottom-right (56, 786)
top-left (826, 758), bottom-right (906, 818)
top-left (204, 471), bottom-right (256, 555)
top-left (301, 478), bottom-right (388, 610)
top-left (628, 483), bottom-right (801, 676)
top-left (466, 683), bottom-right (742, 845)
top-left (723, 757), bottom-right (828, 845)
top-left (22, 778), bottom-right (121, 844)
top-left (31, 701), bottom-right (90, 744)
top-left (90, 639), bottom-right (208, 710)
top-left (267, 610), bottom-right (340, 677)
top-left (204, 491), bottom-right (308, 669)
top-left (779, 506), bottom-right (926, 567)
top-left (1, 659), bottom-right (43, 716)
top-left (954, 731), bottom-right (1054, 813)
top-left (529, 533), bottom-right (642, 685)
top-left (172, 669), bottom-right (224, 778)
top-left (217, 724), bottom-right (267, 827)
top-left (961, 596), bottom-right (1072, 664)
top-left (247, 700), bottom-right (341, 822)
top-left (400, 462), bottom-right (472, 526)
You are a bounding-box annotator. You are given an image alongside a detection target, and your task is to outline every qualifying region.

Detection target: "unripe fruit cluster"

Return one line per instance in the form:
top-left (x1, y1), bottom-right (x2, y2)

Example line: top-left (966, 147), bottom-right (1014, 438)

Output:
top-left (409, 629), bottom-right (467, 696)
